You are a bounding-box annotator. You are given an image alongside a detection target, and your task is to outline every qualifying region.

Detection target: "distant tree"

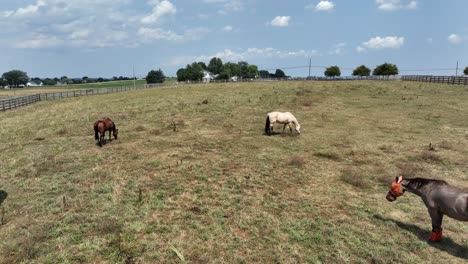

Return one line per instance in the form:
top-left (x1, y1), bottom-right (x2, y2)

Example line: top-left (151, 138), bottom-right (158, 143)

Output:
top-left (464, 66), bottom-right (468, 75)
top-left (177, 68), bottom-right (188, 82)
top-left (72, 79), bottom-right (82, 84)
top-left (208, 57), bottom-right (223, 74)
top-left (274, 69), bottom-right (286, 78)
top-left (30, 77), bottom-right (42, 85)
top-left (2, 70), bottom-right (29, 87)
top-left (97, 77), bottom-right (104, 82)
top-left (42, 78), bottom-right (57, 86)
top-left (215, 72), bottom-right (230, 80)
top-left (352, 65), bottom-right (371, 77)
top-left (146, 69), bottom-right (165, 83)
top-left (197, 62), bottom-right (207, 70)
top-left (223, 62), bottom-right (241, 78)
top-left (0, 78), bottom-right (7, 87)
top-left (113, 76), bottom-right (118, 81)
top-left (258, 70), bottom-right (270, 78)
top-left (238, 61), bottom-right (249, 78)
top-left (247, 65), bottom-right (258, 78)
top-left (324, 66), bottom-right (341, 78)
top-left (373, 63), bottom-right (399, 76)
top-left (187, 62), bottom-right (204, 81)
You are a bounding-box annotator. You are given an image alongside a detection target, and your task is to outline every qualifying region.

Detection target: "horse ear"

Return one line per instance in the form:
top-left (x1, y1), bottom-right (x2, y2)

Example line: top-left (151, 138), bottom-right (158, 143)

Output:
top-left (397, 176), bottom-right (403, 183)
top-left (395, 176), bottom-right (399, 182)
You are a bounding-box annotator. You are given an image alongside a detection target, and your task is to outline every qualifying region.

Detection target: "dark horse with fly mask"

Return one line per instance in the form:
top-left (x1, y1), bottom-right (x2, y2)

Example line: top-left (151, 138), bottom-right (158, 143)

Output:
top-left (94, 117), bottom-right (118, 147)
top-left (386, 176), bottom-right (468, 241)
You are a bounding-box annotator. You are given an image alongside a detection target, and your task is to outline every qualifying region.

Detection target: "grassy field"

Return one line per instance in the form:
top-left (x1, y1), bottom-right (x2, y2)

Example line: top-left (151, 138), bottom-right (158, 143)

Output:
top-left (0, 80), bottom-right (467, 263)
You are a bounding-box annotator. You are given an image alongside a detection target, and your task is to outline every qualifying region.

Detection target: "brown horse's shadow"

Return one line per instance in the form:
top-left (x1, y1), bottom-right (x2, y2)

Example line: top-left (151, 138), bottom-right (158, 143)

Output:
top-left (373, 214), bottom-right (468, 259)
top-left (0, 190), bottom-right (7, 206)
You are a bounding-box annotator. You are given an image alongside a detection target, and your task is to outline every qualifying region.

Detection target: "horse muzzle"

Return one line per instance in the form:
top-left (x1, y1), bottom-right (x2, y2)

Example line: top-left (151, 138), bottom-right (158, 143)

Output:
top-left (386, 191), bottom-right (397, 202)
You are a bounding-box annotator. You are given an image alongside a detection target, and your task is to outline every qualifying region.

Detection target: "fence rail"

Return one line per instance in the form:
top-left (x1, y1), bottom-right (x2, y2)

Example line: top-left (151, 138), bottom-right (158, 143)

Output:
top-left (0, 83), bottom-right (166, 112)
top-left (401, 75), bottom-right (468, 85)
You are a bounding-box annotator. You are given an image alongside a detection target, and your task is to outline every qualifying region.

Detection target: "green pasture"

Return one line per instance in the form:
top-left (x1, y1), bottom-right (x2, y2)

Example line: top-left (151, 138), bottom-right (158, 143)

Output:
top-left (0, 80), bottom-right (467, 263)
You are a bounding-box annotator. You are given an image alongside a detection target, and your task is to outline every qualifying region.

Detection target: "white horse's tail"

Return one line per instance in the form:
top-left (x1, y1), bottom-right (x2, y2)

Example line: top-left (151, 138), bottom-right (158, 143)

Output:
top-left (265, 115), bottom-right (271, 135)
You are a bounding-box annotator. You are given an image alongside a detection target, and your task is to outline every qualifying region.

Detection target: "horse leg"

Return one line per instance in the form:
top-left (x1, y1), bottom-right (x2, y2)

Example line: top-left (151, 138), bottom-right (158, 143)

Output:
top-left (428, 208), bottom-right (444, 241)
top-left (98, 133), bottom-right (103, 147)
top-left (288, 123), bottom-right (293, 133)
top-left (108, 130), bottom-right (112, 141)
top-left (282, 124), bottom-right (287, 134)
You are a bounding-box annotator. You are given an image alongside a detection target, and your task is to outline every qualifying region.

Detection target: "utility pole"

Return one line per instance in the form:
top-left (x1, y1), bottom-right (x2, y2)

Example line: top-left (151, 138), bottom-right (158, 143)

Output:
top-left (308, 58), bottom-right (311, 78)
top-left (455, 61), bottom-right (458, 76)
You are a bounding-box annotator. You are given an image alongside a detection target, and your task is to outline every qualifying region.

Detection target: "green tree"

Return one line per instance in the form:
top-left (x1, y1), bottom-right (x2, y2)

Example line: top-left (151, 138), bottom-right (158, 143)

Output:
top-left (208, 57), bottom-right (223, 74)
top-left (373, 63), bottom-right (399, 76)
top-left (2, 70), bottom-right (29, 87)
top-left (146, 69), bottom-right (165, 83)
top-left (197, 62), bottom-right (207, 70)
top-left (238, 61), bottom-right (249, 78)
top-left (0, 78), bottom-right (7, 87)
top-left (187, 62), bottom-right (204, 81)
top-left (223, 62), bottom-right (241, 78)
top-left (463, 66), bottom-right (468, 75)
top-left (274, 69), bottom-right (286, 78)
top-left (42, 78), bottom-right (57, 86)
top-left (82, 76), bottom-right (89, 83)
top-left (324, 66), bottom-right (341, 78)
top-left (258, 70), bottom-right (270, 78)
top-left (352, 65), bottom-right (371, 77)
top-left (247, 65), bottom-right (258, 78)
top-left (215, 72), bottom-right (230, 80)
top-left (177, 68), bottom-right (188, 82)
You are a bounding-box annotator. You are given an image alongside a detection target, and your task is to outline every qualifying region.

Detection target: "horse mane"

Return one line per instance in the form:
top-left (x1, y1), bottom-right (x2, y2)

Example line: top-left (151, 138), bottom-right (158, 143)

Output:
top-left (405, 178), bottom-right (448, 189)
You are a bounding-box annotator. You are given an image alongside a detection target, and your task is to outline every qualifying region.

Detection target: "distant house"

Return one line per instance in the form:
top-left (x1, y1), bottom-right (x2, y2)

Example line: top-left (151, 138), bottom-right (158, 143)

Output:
top-left (230, 76), bottom-right (239, 82)
top-left (27, 81), bottom-right (43, 87)
top-left (202, 70), bottom-right (216, 83)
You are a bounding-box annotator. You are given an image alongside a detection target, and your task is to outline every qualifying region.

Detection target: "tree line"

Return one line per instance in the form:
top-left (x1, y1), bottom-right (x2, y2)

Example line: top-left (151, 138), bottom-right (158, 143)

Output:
top-left (324, 63), bottom-right (400, 78)
top-left (0, 70), bottom-right (137, 87)
top-left (3, 65), bottom-right (468, 87)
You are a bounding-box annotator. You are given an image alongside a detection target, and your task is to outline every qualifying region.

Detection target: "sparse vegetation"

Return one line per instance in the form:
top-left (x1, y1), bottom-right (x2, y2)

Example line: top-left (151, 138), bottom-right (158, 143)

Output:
top-left (0, 80), bottom-right (467, 263)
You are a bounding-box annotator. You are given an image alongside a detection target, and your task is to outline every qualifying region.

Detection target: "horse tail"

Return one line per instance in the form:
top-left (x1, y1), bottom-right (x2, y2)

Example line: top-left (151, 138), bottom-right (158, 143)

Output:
top-left (265, 115), bottom-right (270, 135)
top-left (94, 122), bottom-right (99, 140)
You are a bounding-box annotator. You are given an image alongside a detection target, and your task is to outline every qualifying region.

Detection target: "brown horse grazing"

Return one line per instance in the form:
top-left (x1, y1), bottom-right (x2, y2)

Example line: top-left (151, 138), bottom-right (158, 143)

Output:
top-left (386, 176), bottom-right (468, 241)
top-left (93, 117), bottom-right (118, 147)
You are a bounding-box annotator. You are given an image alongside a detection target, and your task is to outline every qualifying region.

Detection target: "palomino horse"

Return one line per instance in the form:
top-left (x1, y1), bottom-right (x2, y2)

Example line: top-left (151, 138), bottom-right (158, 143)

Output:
top-left (265, 111), bottom-right (301, 136)
top-left (386, 176), bottom-right (468, 241)
top-left (94, 117), bottom-right (118, 147)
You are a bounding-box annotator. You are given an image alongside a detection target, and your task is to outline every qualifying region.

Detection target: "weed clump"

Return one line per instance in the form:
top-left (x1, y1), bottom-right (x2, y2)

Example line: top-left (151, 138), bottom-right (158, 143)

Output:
top-left (340, 168), bottom-right (370, 188)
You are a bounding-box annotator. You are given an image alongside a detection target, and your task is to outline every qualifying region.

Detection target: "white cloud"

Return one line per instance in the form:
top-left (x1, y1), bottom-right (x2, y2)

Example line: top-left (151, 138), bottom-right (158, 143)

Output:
top-left (15, 34), bottom-right (64, 49)
top-left (361, 36), bottom-right (404, 49)
top-left (447, 34), bottom-right (462, 44)
top-left (270, 16), bottom-right (290, 27)
top-left (141, 0), bottom-right (177, 24)
top-left (356, 46), bottom-right (366, 53)
top-left (216, 0), bottom-right (243, 14)
top-left (315, 1), bottom-right (335, 11)
top-left (329, 42), bottom-right (346, 55)
top-left (222, 25), bottom-right (233, 32)
top-left (427, 38), bottom-right (433, 44)
top-left (168, 47), bottom-right (320, 66)
top-left (137, 27), bottom-right (182, 41)
top-left (376, 0), bottom-right (417, 11)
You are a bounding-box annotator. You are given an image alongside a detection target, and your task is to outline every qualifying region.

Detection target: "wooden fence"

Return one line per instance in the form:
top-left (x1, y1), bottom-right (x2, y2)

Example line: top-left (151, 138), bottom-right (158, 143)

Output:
top-left (0, 83), bottom-right (166, 112)
top-left (401, 75), bottom-right (468, 85)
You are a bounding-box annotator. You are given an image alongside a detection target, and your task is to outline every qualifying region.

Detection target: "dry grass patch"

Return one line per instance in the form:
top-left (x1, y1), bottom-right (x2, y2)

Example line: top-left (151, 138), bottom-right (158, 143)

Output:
top-left (340, 168), bottom-right (371, 188)
top-left (288, 156), bottom-right (306, 168)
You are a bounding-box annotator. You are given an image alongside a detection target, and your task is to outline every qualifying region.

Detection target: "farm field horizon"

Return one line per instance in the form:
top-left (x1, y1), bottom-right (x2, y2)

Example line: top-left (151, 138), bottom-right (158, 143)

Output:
top-left (0, 80), bottom-right (467, 263)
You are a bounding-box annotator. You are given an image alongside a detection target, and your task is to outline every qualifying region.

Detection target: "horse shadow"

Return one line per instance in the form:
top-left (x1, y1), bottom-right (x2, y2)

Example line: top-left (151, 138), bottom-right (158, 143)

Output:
top-left (0, 190), bottom-right (7, 206)
top-left (264, 131), bottom-right (299, 137)
top-left (373, 214), bottom-right (468, 259)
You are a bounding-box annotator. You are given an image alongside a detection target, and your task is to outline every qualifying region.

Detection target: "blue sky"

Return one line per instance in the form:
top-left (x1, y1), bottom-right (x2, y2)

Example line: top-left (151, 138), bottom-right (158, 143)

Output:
top-left (0, 0), bottom-right (467, 78)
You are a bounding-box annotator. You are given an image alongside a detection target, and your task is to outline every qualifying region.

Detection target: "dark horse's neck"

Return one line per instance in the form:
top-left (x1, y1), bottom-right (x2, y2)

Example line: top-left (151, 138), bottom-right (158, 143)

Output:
top-left (401, 178), bottom-right (447, 197)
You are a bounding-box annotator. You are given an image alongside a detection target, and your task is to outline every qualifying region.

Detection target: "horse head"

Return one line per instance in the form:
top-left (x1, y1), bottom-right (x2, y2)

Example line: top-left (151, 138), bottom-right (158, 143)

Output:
top-left (386, 175), bottom-right (405, 202)
top-left (295, 123), bottom-right (301, 134)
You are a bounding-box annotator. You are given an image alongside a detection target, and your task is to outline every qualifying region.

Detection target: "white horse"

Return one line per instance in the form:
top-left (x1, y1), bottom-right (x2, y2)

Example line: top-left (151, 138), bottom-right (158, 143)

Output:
top-left (265, 112), bottom-right (301, 136)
